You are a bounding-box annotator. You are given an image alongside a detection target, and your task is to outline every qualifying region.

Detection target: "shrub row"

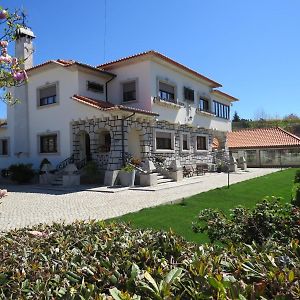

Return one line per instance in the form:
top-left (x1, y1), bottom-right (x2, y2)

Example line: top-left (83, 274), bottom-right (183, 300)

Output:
top-left (0, 221), bottom-right (299, 299)
top-left (192, 196), bottom-right (300, 245)
top-left (292, 169), bottom-right (300, 206)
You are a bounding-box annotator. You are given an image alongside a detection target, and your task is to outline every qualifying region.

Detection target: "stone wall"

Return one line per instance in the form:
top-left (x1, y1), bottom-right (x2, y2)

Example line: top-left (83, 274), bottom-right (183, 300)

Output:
top-left (72, 117), bottom-right (227, 171)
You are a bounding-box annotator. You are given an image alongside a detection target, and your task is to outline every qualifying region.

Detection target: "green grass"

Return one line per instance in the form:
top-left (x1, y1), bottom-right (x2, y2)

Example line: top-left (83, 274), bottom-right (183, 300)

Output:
top-left (117, 169), bottom-right (298, 244)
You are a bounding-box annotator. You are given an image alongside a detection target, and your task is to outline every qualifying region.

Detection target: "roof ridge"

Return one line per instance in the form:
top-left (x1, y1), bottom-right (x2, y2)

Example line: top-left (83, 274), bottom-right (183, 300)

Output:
top-left (277, 126), bottom-right (300, 141)
top-left (97, 50), bottom-right (222, 88)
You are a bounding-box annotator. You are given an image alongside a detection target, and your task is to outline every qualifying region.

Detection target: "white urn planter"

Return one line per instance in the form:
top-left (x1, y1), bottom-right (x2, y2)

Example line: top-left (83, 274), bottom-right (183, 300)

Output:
top-left (119, 170), bottom-right (136, 187)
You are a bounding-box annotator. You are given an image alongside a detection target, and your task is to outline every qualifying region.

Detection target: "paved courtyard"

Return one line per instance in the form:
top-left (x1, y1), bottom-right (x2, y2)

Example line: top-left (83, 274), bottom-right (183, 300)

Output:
top-left (0, 168), bottom-right (280, 231)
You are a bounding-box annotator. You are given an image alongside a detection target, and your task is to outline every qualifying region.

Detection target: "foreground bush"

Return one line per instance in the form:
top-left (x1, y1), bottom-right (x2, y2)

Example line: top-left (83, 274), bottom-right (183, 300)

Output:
top-left (294, 169), bottom-right (300, 183)
top-left (192, 197), bottom-right (300, 245)
top-left (0, 221), bottom-right (300, 299)
top-left (291, 183), bottom-right (300, 207)
top-left (8, 163), bottom-right (35, 183)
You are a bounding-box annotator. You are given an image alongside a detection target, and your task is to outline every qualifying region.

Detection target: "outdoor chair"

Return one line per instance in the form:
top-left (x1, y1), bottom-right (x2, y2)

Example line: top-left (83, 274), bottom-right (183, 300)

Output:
top-left (195, 163), bottom-right (209, 175)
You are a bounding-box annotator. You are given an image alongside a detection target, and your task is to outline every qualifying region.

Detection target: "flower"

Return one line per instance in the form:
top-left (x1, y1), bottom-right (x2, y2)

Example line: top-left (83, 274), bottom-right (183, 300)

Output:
top-left (0, 10), bottom-right (8, 20)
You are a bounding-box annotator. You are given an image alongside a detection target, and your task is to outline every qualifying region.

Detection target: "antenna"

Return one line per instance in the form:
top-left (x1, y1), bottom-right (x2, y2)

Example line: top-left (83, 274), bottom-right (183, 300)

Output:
top-left (20, 7), bottom-right (28, 28)
top-left (103, 0), bottom-right (107, 62)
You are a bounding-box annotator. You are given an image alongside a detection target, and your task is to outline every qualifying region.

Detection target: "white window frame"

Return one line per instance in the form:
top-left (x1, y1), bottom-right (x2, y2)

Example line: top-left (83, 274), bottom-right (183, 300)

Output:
top-left (37, 81), bottom-right (59, 108)
top-left (121, 78), bottom-right (138, 103)
top-left (154, 129), bottom-right (175, 153)
top-left (180, 132), bottom-right (190, 152)
top-left (0, 137), bottom-right (9, 156)
top-left (156, 77), bottom-right (177, 102)
top-left (195, 134), bottom-right (209, 153)
top-left (37, 131), bottom-right (60, 155)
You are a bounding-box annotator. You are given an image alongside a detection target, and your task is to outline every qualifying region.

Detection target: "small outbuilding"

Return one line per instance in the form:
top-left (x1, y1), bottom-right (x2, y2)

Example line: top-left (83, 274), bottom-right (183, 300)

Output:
top-left (227, 127), bottom-right (300, 167)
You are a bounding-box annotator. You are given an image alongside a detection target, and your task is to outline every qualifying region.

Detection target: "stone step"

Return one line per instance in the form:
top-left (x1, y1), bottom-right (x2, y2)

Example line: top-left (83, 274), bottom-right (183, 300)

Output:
top-left (157, 178), bottom-right (174, 184)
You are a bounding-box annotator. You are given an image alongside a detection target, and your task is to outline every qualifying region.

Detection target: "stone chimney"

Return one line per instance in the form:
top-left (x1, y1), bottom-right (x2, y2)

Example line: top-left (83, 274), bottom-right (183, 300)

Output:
top-left (15, 27), bottom-right (35, 69)
top-left (12, 27), bottom-right (35, 157)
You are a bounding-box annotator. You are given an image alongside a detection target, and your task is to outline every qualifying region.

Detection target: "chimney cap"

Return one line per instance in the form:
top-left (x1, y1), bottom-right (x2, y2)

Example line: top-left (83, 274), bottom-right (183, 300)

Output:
top-left (16, 27), bottom-right (35, 39)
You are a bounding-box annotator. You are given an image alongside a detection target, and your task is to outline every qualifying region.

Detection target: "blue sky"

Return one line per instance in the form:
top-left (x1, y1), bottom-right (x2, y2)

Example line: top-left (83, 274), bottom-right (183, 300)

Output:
top-left (1, 0), bottom-right (299, 119)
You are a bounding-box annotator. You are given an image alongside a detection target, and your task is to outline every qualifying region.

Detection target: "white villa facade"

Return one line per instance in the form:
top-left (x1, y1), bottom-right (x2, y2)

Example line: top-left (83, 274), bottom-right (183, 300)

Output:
top-left (0, 28), bottom-right (238, 184)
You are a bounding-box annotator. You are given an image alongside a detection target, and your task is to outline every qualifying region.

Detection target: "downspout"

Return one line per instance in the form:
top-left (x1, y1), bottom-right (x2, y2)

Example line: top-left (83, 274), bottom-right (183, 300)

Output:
top-left (105, 74), bottom-right (116, 102)
top-left (121, 112), bottom-right (136, 166)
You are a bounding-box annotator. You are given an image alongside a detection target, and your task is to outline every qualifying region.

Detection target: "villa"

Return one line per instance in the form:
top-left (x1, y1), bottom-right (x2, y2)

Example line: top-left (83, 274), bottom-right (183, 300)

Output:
top-left (0, 27), bottom-right (238, 185)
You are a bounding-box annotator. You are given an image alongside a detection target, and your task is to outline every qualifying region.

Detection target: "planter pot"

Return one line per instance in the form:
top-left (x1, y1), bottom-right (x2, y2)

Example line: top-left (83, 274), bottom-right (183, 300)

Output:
top-left (119, 170), bottom-right (136, 187)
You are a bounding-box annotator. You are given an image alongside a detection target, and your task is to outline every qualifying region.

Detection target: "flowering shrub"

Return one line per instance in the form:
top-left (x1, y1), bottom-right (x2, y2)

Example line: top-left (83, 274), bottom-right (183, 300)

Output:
top-left (192, 197), bottom-right (300, 245)
top-left (0, 221), bottom-right (299, 299)
top-left (0, 6), bottom-right (29, 104)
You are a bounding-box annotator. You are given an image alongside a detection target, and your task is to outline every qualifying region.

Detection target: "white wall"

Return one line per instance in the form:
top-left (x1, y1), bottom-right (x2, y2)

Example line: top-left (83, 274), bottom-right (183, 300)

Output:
top-left (149, 60), bottom-right (232, 132)
top-left (77, 70), bottom-right (108, 101)
top-left (106, 60), bottom-right (152, 111)
top-left (2, 66), bottom-right (111, 169)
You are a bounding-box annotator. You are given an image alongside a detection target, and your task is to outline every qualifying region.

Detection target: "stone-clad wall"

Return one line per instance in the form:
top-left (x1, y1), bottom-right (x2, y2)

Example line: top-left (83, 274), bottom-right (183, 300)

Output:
top-left (72, 117), bottom-right (227, 171)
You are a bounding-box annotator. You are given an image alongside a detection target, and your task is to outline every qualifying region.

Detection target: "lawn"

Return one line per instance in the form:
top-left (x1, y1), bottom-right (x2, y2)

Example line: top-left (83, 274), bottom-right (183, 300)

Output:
top-left (117, 168), bottom-right (298, 244)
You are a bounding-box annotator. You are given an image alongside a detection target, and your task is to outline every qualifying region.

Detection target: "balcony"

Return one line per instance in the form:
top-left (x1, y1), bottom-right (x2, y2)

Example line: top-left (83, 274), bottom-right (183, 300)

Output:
top-left (153, 96), bottom-right (183, 109)
top-left (196, 107), bottom-right (215, 117)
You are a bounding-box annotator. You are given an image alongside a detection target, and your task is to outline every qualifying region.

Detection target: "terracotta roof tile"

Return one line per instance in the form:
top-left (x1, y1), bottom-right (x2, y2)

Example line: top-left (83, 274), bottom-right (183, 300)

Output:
top-left (72, 94), bottom-right (159, 116)
top-left (211, 90), bottom-right (239, 102)
top-left (26, 60), bottom-right (114, 76)
top-left (227, 127), bottom-right (300, 149)
top-left (97, 50), bottom-right (222, 88)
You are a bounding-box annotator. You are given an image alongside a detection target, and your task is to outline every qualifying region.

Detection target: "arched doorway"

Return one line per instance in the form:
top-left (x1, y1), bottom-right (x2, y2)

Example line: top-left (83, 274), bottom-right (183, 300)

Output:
top-left (128, 128), bottom-right (141, 159)
top-left (77, 131), bottom-right (91, 161)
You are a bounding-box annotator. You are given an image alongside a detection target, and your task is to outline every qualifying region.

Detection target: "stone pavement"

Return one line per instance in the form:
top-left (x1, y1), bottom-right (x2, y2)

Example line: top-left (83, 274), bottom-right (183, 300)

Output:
top-left (0, 168), bottom-right (280, 231)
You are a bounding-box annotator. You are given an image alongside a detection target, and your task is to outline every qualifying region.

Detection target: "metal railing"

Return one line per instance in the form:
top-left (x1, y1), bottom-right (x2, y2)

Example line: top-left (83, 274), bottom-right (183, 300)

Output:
top-left (56, 154), bottom-right (74, 171)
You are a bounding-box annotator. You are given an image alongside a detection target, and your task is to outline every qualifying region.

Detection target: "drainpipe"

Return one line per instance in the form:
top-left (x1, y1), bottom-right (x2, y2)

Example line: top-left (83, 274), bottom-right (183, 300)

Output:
top-left (105, 74), bottom-right (116, 102)
top-left (121, 112), bottom-right (136, 166)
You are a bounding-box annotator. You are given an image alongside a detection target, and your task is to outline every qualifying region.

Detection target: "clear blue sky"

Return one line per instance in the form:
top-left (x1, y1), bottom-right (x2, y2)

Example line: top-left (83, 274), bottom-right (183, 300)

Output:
top-left (1, 0), bottom-right (299, 120)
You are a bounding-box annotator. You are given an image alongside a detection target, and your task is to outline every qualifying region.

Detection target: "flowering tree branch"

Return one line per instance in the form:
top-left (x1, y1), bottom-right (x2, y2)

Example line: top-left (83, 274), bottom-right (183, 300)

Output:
top-left (0, 6), bottom-right (30, 105)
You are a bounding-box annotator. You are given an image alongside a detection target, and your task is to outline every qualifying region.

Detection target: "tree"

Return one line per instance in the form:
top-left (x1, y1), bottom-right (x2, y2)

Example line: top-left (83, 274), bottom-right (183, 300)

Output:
top-left (284, 113), bottom-right (299, 120)
top-left (232, 111), bottom-right (241, 122)
top-left (0, 6), bottom-right (29, 104)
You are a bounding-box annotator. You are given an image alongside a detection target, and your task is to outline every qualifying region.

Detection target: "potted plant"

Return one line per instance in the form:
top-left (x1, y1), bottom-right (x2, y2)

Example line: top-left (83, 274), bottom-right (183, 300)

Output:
top-left (119, 164), bottom-right (136, 187)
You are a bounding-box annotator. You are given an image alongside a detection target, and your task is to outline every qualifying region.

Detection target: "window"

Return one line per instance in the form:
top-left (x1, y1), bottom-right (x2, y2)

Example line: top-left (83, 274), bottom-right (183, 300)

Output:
top-left (155, 131), bottom-right (174, 150)
top-left (39, 84), bottom-right (57, 106)
top-left (184, 87), bottom-right (194, 102)
top-left (87, 81), bottom-right (104, 93)
top-left (0, 139), bottom-right (8, 155)
top-left (181, 133), bottom-right (190, 151)
top-left (123, 81), bottom-right (136, 102)
top-left (159, 81), bottom-right (175, 102)
top-left (97, 130), bottom-right (111, 152)
top-left (196, 136), bottom-right (207, 151)
top-left (213, 101), bottom-right (230, 119)
top-left (199, 98), bottom-right (209, 112)
top-left (40, 134), bottom-right (57, 153)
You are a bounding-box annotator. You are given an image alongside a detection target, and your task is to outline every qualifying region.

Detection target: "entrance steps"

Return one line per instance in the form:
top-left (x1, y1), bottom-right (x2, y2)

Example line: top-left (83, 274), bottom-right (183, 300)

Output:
top-left (51, 175), bottom-right (63, 186)
top-left (155, 172), bottom-right (174, 185)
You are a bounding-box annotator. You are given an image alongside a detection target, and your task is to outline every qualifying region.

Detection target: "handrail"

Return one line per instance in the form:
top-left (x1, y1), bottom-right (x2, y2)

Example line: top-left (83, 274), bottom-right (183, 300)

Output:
top-left (76, 158), bottom-right (87, 170)
top-left (56, 154), bottom-right (74, 171)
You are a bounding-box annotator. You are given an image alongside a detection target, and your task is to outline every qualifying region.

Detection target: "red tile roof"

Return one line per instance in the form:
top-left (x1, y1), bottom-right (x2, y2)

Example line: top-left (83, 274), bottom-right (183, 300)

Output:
top-left (211, 90), bottom-right (239, 102)
top-left (26, 60), bottom-right (115, 77)
top-left (97, 50), bottom-right (222, 88)
top-left (72, 94), bottom-right (159, 116)
top-left (227, 127), bottom-right (300, 149)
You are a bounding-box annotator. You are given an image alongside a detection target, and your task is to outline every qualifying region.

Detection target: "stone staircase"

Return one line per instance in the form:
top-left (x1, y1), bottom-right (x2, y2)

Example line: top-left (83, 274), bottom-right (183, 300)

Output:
top-left (51, 174), bottom-right (63, 186)
top-left (155, 171), bottom-right (174, 185)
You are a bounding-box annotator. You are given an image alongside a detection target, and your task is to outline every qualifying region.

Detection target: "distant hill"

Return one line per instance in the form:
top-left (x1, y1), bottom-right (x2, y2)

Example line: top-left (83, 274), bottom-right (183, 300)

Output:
top-left (232, 119), bottom-right (300, 137)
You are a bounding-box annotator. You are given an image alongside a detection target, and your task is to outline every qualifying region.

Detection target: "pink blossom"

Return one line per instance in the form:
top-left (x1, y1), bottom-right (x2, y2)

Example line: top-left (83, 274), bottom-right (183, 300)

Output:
top-left (28, 231), bottom-right (49, 238)
top-left (0, 189), bottom-right (7, 198)
top-left (12, 70), bottom-right (28, 81)
top-left (0, 41), bottom-right (8, 48)
top-left (11, 57), bottom-right (18, 65)
top-left (0, 10), bottom-right (8, 20)
top-left (0, 55), bottom-right (12, 63)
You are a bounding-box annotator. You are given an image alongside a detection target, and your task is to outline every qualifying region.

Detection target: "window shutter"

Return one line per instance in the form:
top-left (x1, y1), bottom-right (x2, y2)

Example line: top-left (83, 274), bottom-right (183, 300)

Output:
top-left (40, 85), bottom-right (56, 98)
top-left (123, 81), bottom-right (136, 92)
top-left (159, 82), bottom-right (174, 94)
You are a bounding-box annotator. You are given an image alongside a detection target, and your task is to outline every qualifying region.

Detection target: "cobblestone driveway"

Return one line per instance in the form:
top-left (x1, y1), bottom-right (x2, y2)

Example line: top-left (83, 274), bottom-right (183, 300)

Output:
top-left (0, 168), bottom-right (280, 231)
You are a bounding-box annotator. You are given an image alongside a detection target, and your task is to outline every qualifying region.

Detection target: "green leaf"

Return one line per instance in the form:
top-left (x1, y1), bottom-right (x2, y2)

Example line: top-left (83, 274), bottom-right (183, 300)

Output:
top-left (144, 271), bottom-right (159, 293)
top-left (288, 270), bottom-right (294, 282)
top-left (109, 287), bottom-right (122, 300)
top-left (165, 268), bottom-right (183, 285)
top-left (131, 263), bottom-right (140, 279)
